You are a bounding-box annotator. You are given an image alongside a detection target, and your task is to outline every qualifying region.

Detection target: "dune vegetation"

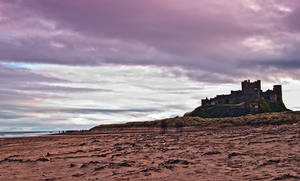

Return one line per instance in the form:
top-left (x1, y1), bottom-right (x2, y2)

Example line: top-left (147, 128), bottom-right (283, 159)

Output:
top-left (91, 111), bottom-right (300, 131)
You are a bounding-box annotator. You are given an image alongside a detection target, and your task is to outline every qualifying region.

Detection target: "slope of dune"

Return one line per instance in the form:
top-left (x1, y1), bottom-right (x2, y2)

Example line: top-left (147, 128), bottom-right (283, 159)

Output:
top-left (90, 111), bottom-right (300, 131)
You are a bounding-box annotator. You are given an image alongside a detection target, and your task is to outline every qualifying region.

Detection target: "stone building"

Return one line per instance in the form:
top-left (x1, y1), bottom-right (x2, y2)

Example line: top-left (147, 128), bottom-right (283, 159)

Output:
top-left (201, 80), bottom-right (282, 107)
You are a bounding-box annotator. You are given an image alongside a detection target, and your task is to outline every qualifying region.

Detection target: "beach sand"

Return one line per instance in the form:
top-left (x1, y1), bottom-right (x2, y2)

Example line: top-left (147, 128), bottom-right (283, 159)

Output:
top-left (0, 123), bottom-right (300, 181)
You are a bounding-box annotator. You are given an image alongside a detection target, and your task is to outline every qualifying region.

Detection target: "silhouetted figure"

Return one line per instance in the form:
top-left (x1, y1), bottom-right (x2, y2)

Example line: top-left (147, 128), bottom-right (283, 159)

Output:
top-left (175, 121), bottom-right (184, 133)
top-left (161, 120), bottom-right (167, 134)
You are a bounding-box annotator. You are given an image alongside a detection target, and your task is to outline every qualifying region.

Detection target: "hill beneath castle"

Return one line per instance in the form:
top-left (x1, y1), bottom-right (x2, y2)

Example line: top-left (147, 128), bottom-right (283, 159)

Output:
top-left (186, 100), bottom-right (288, 118)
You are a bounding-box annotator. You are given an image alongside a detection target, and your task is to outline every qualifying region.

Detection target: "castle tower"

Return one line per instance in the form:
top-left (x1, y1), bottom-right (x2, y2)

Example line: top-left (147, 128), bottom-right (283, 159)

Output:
top-left (241, 80), bottom-right (261, 95)
top-left (201, 97), bottom-right (209, 107)
top-left (273, 85), bottom-right (282, 102)
top-left (241, 80), bottom-right (250, 94)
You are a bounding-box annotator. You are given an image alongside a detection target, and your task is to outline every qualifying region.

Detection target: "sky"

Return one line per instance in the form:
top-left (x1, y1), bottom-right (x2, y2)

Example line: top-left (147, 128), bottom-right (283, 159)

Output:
top-left (0, 0), bottom-right (300, 131)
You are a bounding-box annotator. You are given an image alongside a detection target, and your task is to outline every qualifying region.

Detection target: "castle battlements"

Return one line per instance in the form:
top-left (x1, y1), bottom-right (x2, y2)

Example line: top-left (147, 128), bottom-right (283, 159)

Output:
top-left (201, 80), bottom-right (282, 107)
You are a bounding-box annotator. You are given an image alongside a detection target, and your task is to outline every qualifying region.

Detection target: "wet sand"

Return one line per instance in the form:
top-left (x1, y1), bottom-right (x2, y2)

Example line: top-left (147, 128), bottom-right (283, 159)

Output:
top-left (0, 123), bottom-right (300, 181)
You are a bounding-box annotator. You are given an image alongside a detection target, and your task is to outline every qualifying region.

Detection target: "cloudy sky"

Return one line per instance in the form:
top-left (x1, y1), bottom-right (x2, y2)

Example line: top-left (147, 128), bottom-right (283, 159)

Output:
top-left (0, 0), bottom-right (300, 131)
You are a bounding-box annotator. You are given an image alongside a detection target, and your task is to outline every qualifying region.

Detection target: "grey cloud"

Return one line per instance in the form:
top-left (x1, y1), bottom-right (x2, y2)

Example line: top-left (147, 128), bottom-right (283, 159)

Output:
top-left (0, 104), bottom-right (158, 115)
top-left (0, 112), bottom-right (25, 119)
top-left (8, 84), bottom-right (110, 93)
top-left (237, 58), bottom-right (300, 78)
top-left (61, 108), bottom-right (159, 114)
top-left (135, 84), bottom-right (204, 92)
top-left (284, 3), bottom-right (300, 31)
top-left (249, 60), bottom-right (300, 69)
top-left (0, 64), bottom-right (66, 83)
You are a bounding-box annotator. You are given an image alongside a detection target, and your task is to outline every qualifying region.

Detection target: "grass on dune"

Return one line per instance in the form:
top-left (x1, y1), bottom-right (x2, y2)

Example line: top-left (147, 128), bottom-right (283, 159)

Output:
top-left (90, 111), bottom-right (300, 131)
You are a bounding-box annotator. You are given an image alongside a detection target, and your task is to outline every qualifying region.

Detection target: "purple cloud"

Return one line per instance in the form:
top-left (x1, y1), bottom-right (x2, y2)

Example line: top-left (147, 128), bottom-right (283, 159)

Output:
top-left (1, 0), bottom-right (299, 82)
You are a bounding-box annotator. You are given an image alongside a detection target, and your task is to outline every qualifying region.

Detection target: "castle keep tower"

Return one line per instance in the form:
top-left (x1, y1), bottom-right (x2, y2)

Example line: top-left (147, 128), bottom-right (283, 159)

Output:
top-left (241, 80), bottom-right (261, 95)
top-left (273, 85), bottom-right (282, 102)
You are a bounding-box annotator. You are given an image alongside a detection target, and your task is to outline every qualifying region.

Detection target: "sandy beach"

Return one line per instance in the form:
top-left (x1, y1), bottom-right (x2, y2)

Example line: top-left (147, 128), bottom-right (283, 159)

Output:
top-left (1, 123), bottom-right (300, 181)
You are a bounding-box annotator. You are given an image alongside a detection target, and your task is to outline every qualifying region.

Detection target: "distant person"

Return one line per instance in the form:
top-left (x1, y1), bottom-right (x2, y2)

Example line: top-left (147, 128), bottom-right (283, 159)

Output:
top-left (161, 120), bottom-right (167, 134)
top-left (175, 121), bottom-right (184, 133)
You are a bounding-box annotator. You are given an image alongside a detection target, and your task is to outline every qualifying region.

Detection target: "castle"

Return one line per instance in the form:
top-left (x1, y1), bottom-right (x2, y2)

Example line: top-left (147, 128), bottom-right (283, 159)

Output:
top-left (201, 80), bottom-right (283, 107)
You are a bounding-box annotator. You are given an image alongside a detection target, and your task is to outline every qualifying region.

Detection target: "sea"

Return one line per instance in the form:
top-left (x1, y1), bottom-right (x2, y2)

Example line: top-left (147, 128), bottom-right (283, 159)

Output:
top-left (0, 131), bottom-right (59, 138)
